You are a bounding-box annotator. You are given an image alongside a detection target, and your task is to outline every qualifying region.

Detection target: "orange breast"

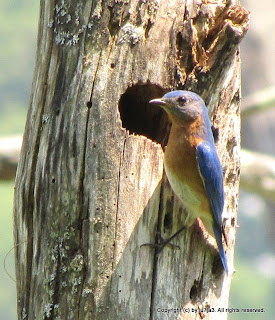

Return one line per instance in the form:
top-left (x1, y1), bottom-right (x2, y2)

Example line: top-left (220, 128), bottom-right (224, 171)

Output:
top-left (165, 124), bottom-right (204, 192)
top-left (164, 122), bottom-right (211, 223)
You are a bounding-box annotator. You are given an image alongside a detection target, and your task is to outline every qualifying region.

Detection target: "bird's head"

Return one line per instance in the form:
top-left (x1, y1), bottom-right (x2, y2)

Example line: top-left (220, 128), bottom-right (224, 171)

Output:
top-left (149, 90), bottom-right (205, 124)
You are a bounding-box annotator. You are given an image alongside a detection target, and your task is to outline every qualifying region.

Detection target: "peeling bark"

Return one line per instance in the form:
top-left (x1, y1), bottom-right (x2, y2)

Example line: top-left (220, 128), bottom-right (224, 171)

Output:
top-left (14, 1), bottom-right (248, 319)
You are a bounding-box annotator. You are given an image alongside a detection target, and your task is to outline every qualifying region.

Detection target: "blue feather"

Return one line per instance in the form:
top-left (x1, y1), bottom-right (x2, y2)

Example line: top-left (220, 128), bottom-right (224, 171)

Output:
top-left (196, 141), bottom-right (228, 273)
top-left (163, 90), bottom-right (203, 103)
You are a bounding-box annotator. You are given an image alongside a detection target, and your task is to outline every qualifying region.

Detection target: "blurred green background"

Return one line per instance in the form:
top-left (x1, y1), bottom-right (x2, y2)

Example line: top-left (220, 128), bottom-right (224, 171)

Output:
top-left (0, 1), bottom-right (39, 319)
top-left (0, 0), bottom-right (274, 319)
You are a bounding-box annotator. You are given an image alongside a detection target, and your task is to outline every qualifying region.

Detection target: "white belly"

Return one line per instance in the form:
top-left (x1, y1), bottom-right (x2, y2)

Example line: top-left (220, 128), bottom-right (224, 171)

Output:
top-left (164, 163), bottom-right (204, 225)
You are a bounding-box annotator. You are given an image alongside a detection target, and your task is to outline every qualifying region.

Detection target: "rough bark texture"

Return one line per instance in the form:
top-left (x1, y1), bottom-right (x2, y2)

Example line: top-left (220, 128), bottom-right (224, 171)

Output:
top-left (14, 1), bottom-right (248, 320)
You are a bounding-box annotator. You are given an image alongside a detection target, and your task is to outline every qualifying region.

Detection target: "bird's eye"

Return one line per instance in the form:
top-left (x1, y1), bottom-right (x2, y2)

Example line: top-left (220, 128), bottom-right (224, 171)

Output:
top-left (177, 96), bottom-right (187, 104)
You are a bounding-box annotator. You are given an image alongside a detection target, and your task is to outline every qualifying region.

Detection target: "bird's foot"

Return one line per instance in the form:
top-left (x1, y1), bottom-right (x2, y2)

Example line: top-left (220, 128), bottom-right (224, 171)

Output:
top-left (141, 226), bottom-right (186, 254)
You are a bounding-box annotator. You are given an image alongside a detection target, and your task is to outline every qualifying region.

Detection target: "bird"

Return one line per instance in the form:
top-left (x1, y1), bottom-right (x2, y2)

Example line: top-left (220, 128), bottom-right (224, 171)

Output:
top-left (149, 90), bottom-right (228, 274)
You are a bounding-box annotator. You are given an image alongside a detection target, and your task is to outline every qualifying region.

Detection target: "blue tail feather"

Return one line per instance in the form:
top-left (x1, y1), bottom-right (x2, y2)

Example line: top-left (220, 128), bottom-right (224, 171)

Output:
top-left (213, 226), bottom-right (228, 274)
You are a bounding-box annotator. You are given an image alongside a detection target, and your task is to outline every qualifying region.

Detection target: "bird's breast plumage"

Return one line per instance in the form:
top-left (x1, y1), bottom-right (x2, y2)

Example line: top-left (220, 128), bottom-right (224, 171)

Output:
top-left (164, 122), bottom-right (212, 225)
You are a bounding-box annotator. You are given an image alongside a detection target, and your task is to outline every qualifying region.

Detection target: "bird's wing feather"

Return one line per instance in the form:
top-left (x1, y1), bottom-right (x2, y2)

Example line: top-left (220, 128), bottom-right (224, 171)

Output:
top-left (196, 141), bottom-right (228, 273)
top-left (196, 141), bottom-right (224, 227)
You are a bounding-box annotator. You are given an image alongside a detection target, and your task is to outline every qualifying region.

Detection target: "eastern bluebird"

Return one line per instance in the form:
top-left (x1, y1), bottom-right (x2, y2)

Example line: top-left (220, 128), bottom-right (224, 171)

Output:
top-left (149, 90), bottom-right (228, 274)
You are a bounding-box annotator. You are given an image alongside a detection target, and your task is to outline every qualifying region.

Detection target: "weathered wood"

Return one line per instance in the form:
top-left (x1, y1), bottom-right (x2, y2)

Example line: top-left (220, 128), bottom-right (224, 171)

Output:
top-left (14, 1), bottom-right (248, 319)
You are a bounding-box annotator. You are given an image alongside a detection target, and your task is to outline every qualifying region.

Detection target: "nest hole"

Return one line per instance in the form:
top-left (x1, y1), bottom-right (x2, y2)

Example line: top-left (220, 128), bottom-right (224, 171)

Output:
top-left (119, 83), bottom-right (171, 148)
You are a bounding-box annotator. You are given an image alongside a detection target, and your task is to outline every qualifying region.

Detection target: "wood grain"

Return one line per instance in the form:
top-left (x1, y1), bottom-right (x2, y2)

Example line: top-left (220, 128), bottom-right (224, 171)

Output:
top-left (14, 1), bottom-right (248, 319)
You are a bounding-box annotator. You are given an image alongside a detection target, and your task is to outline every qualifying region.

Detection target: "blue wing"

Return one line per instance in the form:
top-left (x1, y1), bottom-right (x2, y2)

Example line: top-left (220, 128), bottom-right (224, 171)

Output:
top-left (196, 141), bottom-right (228, 273)
top-left (196, 141), bottom-right (224, 226)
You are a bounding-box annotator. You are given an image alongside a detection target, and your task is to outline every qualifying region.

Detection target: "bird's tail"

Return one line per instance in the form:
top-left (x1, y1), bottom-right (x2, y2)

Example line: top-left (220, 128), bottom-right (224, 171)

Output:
top-left (213, 225), bottom-right (229, 274)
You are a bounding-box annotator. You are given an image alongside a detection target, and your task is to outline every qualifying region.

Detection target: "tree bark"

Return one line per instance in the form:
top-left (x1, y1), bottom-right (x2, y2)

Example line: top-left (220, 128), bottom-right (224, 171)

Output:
top-left (14, 1), bottom-right (248, 320)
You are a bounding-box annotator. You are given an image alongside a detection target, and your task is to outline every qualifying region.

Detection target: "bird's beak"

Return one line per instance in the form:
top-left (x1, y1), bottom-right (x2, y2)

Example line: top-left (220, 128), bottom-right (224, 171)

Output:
top-left (149, 98), bottom-right (166, 106)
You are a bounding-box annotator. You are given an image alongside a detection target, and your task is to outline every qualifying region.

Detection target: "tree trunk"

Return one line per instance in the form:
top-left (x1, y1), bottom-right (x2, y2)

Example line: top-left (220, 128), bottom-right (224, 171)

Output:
top-left (14, 1), bottom-right (248, 319)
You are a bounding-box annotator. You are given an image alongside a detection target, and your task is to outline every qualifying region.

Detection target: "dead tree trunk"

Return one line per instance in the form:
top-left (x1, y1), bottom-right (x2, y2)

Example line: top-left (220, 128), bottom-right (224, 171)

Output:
top-left (14, 1), bottom-right (248, 319)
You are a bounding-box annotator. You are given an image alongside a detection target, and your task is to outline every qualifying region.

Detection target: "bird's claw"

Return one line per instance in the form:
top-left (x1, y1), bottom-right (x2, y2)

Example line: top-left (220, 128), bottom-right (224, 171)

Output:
top-left (141, 231), bottom-right (180, 254)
